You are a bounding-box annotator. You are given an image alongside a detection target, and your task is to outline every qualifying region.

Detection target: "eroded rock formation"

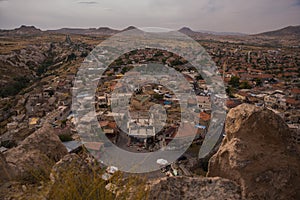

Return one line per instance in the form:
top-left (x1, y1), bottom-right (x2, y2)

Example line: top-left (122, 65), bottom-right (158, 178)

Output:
top-left (207, 104), bottom-right (300, 199)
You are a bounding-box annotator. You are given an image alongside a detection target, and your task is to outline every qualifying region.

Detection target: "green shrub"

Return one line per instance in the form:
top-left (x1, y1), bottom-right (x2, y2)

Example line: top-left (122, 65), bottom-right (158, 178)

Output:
top-left (58, 133), bottom-right (73, 142)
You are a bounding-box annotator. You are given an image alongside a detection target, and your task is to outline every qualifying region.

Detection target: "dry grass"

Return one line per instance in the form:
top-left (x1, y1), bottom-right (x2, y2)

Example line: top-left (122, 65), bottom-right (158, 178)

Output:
top-left (48, 167), bottom-right (149, 200)
top-left (4, 152), bottom-right (149, 200)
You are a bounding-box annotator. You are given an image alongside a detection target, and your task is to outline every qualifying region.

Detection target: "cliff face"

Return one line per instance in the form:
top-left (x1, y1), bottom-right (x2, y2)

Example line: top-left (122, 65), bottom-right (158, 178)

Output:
top-left (207, 104), bottom-right (300, 200)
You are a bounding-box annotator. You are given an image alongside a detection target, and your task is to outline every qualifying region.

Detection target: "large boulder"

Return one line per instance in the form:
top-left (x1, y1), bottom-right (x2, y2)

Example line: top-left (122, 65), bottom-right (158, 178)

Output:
top-left (207, 104), bottom-right (300, 199)
top-left (148, 176), bottom-right (242, 200)
top-left (4, 123), bottom-right (68, 181)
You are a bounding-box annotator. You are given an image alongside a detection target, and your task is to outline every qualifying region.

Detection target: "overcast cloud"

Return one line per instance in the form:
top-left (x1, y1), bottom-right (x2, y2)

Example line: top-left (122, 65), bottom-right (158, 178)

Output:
top-left (0, 0), bottom-right (299, 33)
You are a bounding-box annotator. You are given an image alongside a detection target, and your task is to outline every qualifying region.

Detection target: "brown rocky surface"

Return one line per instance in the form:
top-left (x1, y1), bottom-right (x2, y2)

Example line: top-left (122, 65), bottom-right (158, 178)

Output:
top-left (3, 122), bottom-right (68, 180)
top-left (207, 104), bottom-right (300, 200)
top-left (0, 152), bottom-right (11, 184)
top-left (148, 176), bottom-right (242, 200)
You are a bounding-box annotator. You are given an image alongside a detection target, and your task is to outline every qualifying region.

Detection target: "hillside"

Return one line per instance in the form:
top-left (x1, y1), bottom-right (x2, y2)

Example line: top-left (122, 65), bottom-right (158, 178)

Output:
top-left (255, 25), bottom-right (300, 37)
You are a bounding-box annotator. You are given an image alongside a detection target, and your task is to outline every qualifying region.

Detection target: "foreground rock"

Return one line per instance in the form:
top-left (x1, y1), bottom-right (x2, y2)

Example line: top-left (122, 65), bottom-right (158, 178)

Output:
top-left (148, 176), bottom-right (242, 200)
top-left (3, 123), bottom-right (67, 181)
top-left (207, 104), bottom-right (300, 200)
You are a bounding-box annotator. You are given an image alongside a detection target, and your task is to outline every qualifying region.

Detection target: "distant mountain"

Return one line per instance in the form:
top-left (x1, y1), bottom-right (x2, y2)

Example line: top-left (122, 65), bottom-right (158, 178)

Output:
top-left (180, 26), bottom-right (300, 37)
top-left (97, 27), bottom-right (119, 35)
top-left (255, 25), bottom-right (300, 37)
top-left (47, 27), bottom-right (119, 35)
top-left (121, 26), bottom-right (139, 32)
top-left (197, 30), bottom-right (247, 36)
top-left (2, 25), bottom-right (299, 38)
top-left (47, 28), bottom-right (89, 35)
top-left (178, 27), bottom-right (246, 36)
top-left (0, 25), bottom-right (43, 35)
top-left (178, 27), bottom-right (194, 34)
top-left (178, 27), bottom-right (209, 37)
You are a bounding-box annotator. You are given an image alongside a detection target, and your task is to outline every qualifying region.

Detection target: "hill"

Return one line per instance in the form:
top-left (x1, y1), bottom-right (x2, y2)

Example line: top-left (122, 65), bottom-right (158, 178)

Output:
top-left (255, 25), bottom-right (300, 37)
top-left (0, 25), bottom-right (43, 35)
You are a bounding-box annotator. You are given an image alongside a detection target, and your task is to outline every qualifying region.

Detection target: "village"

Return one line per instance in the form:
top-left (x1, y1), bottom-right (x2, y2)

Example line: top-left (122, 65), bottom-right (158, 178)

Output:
top-left (0, 35), bottom-right (299, 177)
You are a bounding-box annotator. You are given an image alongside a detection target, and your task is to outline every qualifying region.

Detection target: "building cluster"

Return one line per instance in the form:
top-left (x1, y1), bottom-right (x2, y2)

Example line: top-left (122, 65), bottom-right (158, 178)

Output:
top-left (1, 36), bottom-right (299, 159)
top-left (205, 42), bottom-right (299, 143)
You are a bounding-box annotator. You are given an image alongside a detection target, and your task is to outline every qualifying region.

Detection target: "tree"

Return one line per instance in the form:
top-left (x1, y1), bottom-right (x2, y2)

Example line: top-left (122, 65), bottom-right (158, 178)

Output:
top-left (226, 86), bottom-right (235, 98)
top-left (67, 53), bottom-right (76, 61)
top-left (239, 81), bottom-right (252, 89)
top-left (229, 76), bottom-right (240, 88)
top-left (121, 66), bottom-right (129, 74)
top-left (253, 78), bottom-right (262, 87)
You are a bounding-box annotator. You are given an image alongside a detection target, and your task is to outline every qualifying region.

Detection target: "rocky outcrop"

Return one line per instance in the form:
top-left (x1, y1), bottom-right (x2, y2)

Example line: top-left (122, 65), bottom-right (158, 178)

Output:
top-left (207, 104), bottom-right (300, 199)
top-left (148, 176), bottom-right (242, 200)
top-left (3, 123), bottom-right (67, 180)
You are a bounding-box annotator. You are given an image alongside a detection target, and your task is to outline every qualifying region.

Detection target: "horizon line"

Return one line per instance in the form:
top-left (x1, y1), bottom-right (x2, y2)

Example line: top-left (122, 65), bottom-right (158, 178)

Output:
top-left (1, 24), bottom-right (300, 35)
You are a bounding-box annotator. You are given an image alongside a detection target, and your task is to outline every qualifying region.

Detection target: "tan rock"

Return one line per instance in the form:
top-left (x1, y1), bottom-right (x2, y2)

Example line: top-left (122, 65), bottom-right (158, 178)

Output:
top-left (207, 104), bottom-right (300, 200)
top-left (4, 122), bottom-right (68, 181)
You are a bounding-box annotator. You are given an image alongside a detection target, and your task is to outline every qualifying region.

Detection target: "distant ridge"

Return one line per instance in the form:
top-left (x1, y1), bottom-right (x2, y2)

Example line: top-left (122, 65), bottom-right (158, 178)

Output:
top-left (15, 25), bottom-right (42, 32)
top-left (0, 25), bottom-right (43, 35)
top-left (1, 25), bottom-right (299, 37)
top-left (178, 27), bottom-right (246, 36)
top-left (178, 27), bottom-right (194, 34)
top-left (197, 30), bottom-right (247, 36)
top-left (255, 25), bottom-right (300, 37)
top-left (121, 26), bottom-right (138, 32)
top-left (47, 27), bottom-right (119, 35)
top-left (97, 27), bottom-right (119, 34)
top-left (178, 27), bottom-right (208, 37)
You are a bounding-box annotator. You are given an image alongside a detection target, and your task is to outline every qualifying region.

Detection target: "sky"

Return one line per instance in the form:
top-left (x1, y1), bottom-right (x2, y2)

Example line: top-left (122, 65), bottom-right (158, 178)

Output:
top-left (0, 0), bottom-right (299, 34)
